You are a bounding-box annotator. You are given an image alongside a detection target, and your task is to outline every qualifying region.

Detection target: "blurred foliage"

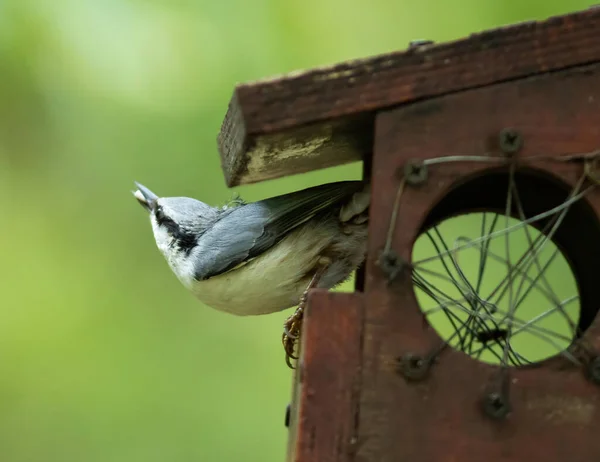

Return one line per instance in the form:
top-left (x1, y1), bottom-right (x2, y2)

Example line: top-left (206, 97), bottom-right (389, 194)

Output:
top-left (0, 1), bottom-right (592, 461)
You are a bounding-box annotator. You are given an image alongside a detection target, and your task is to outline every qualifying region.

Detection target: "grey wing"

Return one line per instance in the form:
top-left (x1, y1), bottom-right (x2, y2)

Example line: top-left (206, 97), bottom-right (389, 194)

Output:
top-left (193, 181), bottom-right (363, 280)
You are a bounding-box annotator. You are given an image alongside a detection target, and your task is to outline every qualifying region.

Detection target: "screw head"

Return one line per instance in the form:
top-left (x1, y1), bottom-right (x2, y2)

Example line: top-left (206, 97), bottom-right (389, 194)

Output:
top-left (397, 353), bottom-right (430, 382)
top-left (586, 356), bottom-right (600, 385)
top-left (482, 392), bottom-right (511, 420)
top-left (498, 128), bottom-right (523, 155)
top-left (404, 161), bottom-right (428, 186)
top-left (377, 250), bottom-right (405, 281)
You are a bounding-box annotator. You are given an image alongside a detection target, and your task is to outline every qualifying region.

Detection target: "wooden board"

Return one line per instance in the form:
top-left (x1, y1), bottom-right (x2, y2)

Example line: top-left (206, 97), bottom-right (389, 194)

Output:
top-left (358, 62), bottom-right (600, 462)
top-left (286, 290), bottom-right (364, 462)
top-left (218, 7), bottom-right (600, 186)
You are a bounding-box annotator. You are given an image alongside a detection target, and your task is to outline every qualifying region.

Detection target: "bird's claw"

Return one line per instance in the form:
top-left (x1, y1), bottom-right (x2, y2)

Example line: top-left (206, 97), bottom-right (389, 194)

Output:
top-left (283, 324), bottom-right (298, 340)
top-left (283, 306), bottom-right (304, 368)
top-left (281, 262), bottom-right (330, 369)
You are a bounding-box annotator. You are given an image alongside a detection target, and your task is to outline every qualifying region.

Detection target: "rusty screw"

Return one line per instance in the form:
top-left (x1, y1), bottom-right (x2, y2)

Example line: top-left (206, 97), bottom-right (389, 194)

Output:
top-left (397, 353), bottom-right (431, 382)
top-left (586, 356), bottom-right (600, 385)
top-left (377, 250), bottom-right (405, 282)
top-left (404, 160), bottom-right (428, 186)
top-left (482, 391), bottom-right (511, 420)
top-left (498, 128), bottom-right (523, 155)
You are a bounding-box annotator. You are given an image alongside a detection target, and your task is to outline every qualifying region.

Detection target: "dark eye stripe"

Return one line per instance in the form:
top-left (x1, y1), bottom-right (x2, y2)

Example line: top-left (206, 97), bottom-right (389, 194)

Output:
top-left (155, 206), bottom-right (169, 225)
top-left (155, 206), bottom-right (197, 254)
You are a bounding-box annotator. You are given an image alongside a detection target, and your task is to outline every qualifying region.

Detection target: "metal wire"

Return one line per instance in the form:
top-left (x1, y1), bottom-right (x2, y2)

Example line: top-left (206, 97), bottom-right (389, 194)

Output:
top-left (405, 156), bottom-right (598, 369)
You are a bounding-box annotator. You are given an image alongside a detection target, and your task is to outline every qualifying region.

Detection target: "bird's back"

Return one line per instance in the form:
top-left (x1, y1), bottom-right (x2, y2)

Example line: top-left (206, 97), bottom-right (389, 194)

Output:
top-left (182, 181), bottom-right (370, 315)
top-left (191, 181), bottom-right (365, 281)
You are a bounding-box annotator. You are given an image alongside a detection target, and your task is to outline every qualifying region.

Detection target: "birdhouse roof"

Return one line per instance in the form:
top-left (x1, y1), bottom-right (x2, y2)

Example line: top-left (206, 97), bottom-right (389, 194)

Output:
top-left (217, 7), bottom-right (600, 186)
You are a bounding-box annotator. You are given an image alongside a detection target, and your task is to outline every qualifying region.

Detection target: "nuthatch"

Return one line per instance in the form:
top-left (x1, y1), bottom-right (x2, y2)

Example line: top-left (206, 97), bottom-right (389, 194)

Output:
top-left (133, 180), bottom-right (370, 366)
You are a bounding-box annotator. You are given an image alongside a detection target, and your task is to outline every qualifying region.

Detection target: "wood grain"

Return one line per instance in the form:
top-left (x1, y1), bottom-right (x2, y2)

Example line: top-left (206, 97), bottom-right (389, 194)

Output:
top-left (287, 290), bottom-right (364, 462)
top-left (218, 7), bottom-right (600, 186)
top-left (359, 62), bottom-right (600, 462)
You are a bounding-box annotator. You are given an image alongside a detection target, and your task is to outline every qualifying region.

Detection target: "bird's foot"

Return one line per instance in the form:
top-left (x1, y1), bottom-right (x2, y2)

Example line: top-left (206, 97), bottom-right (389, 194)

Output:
top-left (282, 295), bottom-right (308, 368)
top-left (282, 258), bottom-right (330, 369)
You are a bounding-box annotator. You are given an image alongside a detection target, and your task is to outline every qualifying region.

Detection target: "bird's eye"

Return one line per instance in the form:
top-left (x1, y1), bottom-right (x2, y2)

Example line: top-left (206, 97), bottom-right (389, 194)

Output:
top-left (155, 207), bottom-right (166, 224)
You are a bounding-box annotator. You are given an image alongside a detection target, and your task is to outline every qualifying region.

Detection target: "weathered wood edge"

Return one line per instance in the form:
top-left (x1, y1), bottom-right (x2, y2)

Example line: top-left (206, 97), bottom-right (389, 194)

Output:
top-left (218, 7), bottom-right (600, 186)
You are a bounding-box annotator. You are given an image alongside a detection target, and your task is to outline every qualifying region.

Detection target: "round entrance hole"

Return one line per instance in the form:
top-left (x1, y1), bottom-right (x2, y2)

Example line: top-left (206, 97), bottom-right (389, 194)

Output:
top-left (411, 168), bottom-right (600, 367)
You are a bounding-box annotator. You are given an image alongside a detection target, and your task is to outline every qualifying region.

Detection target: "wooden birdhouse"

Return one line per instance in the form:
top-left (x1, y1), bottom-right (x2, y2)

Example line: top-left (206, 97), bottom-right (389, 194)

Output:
top-left (218, 7), bottom-right (600, 462)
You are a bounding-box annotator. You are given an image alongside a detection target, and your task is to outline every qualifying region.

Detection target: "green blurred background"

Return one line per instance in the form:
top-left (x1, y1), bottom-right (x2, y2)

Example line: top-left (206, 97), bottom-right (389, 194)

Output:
top-left (0, 1), bottom-right (591, 461)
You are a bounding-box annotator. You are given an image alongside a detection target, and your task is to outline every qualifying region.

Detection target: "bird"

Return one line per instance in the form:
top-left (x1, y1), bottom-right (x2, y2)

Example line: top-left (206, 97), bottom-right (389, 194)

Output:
top-left (133, 180), bottom-right (370, 367)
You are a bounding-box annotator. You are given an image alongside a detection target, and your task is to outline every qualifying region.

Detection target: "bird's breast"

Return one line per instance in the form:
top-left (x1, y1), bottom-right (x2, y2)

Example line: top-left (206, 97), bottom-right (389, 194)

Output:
top-left (185, 220), bottom-right (336, 315)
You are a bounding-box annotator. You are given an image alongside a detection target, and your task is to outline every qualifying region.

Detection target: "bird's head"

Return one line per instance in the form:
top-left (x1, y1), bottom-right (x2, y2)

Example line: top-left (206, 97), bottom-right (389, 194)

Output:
top-left (133, 182), bottom-right (218, 265)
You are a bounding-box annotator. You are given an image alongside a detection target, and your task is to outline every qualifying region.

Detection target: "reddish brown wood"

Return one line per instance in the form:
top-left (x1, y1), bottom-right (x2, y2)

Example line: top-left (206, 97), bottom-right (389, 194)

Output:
top-left (359, 62), bottom-right (600, 462)
top-left (218, 7), bottom-right (600, 186)
top-left (287, 290), bottom-right (364, 462)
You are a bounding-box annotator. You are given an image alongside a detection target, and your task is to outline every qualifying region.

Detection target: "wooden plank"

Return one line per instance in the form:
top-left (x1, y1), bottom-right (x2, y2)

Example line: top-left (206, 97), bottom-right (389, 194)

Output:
top-left (219, 112), bottom-right (372, 186)
top-left (218, 7), bottom-right (600, 186)
top-left (359, 62), bottom-right (600, 462)
top-left (287, 290), bottom-right (364, 462)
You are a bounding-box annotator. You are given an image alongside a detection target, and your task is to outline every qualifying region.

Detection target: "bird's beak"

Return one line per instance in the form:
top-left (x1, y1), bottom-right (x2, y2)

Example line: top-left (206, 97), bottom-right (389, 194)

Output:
top-left (133, 182), bottom-right (158, 212)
